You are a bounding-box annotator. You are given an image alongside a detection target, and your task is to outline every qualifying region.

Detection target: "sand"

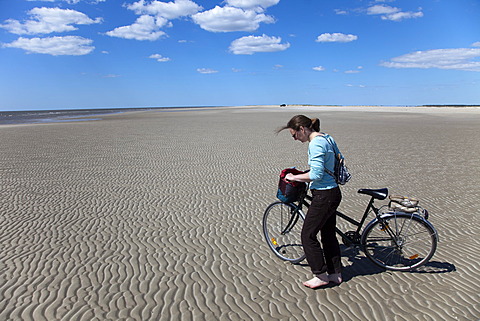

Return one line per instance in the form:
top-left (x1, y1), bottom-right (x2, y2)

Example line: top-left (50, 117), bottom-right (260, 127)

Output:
top-left (0, 106), bottom-right (479, 320)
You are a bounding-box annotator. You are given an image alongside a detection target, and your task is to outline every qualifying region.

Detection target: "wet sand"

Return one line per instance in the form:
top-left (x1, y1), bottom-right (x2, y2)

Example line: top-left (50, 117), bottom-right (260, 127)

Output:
top-left (1, 106), bottom-right (479, 320)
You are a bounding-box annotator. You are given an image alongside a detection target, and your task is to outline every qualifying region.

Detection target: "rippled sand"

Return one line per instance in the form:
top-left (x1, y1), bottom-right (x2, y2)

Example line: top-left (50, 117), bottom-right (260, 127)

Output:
top-left (1, 106), bottom-right (479, 320)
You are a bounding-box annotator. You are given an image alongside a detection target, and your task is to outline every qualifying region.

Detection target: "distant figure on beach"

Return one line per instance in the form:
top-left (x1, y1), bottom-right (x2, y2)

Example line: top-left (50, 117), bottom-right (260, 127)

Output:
top-left (277, 115), bottom-right (344, 289)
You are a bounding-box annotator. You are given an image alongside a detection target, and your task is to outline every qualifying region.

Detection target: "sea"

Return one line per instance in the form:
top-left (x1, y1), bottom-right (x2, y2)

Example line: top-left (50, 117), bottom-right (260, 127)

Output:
top-left (0, 107), bottom-right (216, 125)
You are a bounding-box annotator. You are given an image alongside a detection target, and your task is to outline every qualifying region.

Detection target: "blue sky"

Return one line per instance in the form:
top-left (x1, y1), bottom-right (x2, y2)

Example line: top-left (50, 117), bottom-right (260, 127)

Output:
top-left (1, 0), bottom-right (479, 111)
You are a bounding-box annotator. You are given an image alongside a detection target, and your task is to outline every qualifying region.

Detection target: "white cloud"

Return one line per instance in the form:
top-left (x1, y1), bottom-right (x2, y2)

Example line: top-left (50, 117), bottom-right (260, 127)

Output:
top-left (192, 6), bottom-right (274, 32)
top-left (106, 0), bottom-right (280, 41)
top-left (127, 0), bottom-right (202, 19)
top-left (229, 34), bottom-right (290, 55)
top-left (313, 66), bottom-right (325, 71)
top-left (344, 66), bottom-right (363, 73)
top-left (64, 0), bottom-right (106, 3)
top-left (381, 48), bottom-right (480, 72)
top-left (149, 53), bottom-right (171, 62)
top-left (3, 36), bottom-right (94, 55)
top-left (334, 9), bottom-right (348, 15)
top-left (384, 11), bottom-right (423, 21)
top-left (225, 0), bottom-right (280, 10)
top-left (316, 33), bottom-right (358, 43)
top-left (106, 15), bottom-right (167, 41)
top-left (471, 41), bottom-right (480, 47)
top-left (367, 4), bottom-right (399, 15)
top-left (367, 4), bottom-right (423, 21)
top-left (197, 68), bottom-right (218, 74)
top-left (107, 0), bottom-right (202, 41)
top-left (0, 7), bottom-right (102, 35)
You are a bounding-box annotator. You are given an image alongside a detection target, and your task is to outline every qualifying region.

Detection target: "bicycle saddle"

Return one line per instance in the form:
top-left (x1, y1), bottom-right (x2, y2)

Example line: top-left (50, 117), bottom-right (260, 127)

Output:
top-left (357, 188), bottom-right (388, 200)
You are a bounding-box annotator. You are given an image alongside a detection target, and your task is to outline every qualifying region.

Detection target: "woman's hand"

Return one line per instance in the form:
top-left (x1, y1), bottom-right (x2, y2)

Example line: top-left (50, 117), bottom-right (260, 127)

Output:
top-left (285, 173), bottom-right (296, 181)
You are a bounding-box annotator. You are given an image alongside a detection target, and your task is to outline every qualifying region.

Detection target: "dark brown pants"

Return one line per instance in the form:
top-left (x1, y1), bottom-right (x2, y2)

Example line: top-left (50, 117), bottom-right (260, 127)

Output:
top-left (301, 187), bottom-right (342, 276)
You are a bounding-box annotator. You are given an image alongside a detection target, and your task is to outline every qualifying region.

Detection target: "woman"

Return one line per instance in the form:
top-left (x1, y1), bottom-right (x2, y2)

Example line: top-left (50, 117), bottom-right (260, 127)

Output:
top-left (278, 115), bottom-right (343, 289)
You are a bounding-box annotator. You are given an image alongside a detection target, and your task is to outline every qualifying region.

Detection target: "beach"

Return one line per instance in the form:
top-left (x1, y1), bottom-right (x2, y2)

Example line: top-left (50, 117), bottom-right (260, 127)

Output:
top-left (0, 106), bottom-right (479, 320)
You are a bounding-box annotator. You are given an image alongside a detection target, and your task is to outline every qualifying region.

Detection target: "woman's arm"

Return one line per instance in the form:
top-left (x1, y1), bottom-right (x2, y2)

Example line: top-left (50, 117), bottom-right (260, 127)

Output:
top-left (285, 172), bottom-right (312, 182)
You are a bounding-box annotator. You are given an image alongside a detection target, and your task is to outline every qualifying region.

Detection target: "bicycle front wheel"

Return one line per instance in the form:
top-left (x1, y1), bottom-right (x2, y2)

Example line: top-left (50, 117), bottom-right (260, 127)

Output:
top-left (361, 213), bottom-right (438, 271)
top-left (263, 202), bottom-right (306, 263)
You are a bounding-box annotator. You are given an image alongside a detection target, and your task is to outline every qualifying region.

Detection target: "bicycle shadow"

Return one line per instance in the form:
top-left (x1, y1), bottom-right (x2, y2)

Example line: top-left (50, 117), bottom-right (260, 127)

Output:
top-left (293, 245), bottom-right (455, 288)
top-left (338, 245), bottom-right (456, 282)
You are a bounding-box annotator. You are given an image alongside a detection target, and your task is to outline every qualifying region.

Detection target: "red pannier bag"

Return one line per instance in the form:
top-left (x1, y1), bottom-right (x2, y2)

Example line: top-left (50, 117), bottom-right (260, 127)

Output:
top-left (276, 168), bottom-right (307, 203)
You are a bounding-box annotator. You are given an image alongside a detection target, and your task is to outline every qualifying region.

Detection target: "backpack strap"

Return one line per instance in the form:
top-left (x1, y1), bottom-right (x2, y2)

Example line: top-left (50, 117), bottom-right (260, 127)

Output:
top-left (322, 135), bottom-right (342, 160)
top-left (317, 135), bottom-right (338, 178)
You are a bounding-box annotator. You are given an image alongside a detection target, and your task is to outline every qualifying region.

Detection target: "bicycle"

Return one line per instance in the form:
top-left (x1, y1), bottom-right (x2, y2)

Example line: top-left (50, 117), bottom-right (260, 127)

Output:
top-left (262, 187), bottom-right (438, 271)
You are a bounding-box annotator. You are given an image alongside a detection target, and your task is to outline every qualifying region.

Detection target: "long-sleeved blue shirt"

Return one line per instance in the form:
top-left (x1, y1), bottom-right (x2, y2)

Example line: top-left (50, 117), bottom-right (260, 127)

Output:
top-left (308, 134), bottom-right (341, 190)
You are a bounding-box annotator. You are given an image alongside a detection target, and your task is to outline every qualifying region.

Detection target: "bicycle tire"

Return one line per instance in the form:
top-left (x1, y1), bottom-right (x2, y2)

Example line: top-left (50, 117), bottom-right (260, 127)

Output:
top-left (263, 201), bottom-right (306, 263)
top-left (361, 212), bottom-right (438, 271)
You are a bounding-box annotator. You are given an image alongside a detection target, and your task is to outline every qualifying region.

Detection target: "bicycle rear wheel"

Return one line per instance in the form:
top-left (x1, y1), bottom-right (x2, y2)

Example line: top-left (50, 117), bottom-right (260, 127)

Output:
top-left (361, 213), bottom-right (438, 271)
top-left (263, 202), bottom-right (306, 263)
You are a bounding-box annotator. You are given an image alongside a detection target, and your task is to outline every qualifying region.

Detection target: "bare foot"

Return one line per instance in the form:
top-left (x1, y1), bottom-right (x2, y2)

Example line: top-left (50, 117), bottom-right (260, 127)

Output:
top-left (302, 275), bottom-right (329, 289)
top-left (328, 273), bottom-right (342, 284)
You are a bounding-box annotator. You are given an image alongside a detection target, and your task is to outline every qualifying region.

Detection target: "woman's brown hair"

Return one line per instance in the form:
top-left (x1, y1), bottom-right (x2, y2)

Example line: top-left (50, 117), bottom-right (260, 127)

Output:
top-left (276, 115), bottom-right (320, 133)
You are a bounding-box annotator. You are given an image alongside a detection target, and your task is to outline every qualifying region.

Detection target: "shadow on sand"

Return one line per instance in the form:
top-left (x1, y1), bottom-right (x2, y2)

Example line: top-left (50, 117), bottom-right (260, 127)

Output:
top-left (340, 245), bottom-right (456, 281)
top-left (296, 245), bottom-right (456, 289)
